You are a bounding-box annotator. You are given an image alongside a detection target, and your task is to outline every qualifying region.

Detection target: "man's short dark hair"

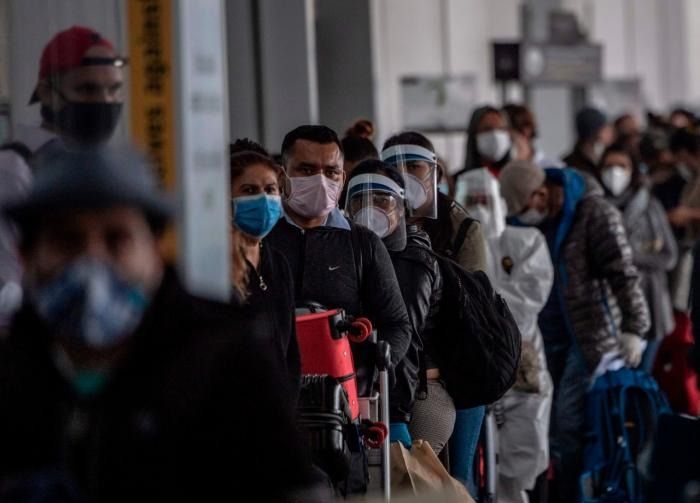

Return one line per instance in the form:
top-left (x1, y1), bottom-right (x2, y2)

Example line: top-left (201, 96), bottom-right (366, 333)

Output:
top-left (281, 125), bottom-right (343, 159)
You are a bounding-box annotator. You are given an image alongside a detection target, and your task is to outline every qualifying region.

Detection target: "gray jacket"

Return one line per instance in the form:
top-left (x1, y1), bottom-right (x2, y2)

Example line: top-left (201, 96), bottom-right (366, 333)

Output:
top-left (614, 187), bottom-right (677, 340)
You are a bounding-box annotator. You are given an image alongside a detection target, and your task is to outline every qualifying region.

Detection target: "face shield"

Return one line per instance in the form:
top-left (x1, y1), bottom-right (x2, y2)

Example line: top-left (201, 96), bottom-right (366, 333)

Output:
top-left (455, 168), bottom-right (505, 238)
top-left (380, 144), bottom-right (438, 219)
top-left (345, 174), bottom-right (407, 251)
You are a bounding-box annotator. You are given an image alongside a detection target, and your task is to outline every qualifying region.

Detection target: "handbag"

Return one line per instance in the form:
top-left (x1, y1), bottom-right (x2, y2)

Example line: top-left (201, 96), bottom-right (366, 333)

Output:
top-left (391, 440), bottom-right (475, 502)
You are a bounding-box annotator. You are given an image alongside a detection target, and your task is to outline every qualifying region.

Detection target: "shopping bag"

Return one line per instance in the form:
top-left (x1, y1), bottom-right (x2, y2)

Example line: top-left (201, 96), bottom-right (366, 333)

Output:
top-left (391, 440), bottom-right (475, 502)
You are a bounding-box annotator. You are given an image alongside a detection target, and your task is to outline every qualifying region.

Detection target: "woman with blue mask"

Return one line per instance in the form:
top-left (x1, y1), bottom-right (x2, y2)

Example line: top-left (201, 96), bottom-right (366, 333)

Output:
top-left (229, 139), bottom-right (301, 401)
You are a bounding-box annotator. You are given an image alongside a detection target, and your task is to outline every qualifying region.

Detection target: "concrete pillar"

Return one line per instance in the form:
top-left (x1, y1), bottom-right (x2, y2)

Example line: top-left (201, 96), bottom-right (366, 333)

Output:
top-left (523, 0), bottom-right (576, 161)
top-left (315, 0), bottom-right (375, 136)
top-left (257, 0), bottom-right (318, 152)
top-left (225, 0), bottom-right (261, 142)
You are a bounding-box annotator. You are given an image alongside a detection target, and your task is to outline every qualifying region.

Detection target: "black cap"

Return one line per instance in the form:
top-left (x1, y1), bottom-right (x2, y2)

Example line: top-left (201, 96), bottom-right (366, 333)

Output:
top-left (575, 107), bottom-right (608, 140)
top-left (4, 145), bottom-right (173, 230)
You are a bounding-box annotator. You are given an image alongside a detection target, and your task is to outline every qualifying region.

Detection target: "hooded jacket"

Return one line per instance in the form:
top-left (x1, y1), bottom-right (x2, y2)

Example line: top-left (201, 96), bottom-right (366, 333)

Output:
top-left (388, 227), bottom-right (443, 422)
top-left (532, 168), bottom-right (650, 371)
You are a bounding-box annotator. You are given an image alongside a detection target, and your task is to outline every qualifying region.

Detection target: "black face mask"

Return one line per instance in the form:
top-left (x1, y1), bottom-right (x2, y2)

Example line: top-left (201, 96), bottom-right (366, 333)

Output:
top-left (42, 101), bottom-right (122, 146)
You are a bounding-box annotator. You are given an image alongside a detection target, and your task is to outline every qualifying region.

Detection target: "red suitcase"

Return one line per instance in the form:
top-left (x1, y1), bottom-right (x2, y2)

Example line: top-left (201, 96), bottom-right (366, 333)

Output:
top-left (295, 308), bottom-right (371, 420)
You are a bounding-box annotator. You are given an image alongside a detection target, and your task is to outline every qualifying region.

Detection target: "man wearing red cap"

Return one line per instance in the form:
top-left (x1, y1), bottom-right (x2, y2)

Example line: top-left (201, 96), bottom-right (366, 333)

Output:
top-left (29, 25), bottom-right (126, 147)
top-left (0, 26), bottom-right (126, 330)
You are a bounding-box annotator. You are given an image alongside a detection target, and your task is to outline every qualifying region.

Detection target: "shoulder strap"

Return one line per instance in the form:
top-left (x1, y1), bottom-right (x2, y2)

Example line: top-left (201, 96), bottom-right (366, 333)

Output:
top-left (0, 141), bottom-right (32, 162)
top-left (451, 214), bottom-right (477, 257)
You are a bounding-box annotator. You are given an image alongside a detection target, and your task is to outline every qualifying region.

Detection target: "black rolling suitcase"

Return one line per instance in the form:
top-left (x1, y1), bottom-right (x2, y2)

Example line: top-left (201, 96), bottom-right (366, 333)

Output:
top-left (298, 375), bottom-right (353, 484)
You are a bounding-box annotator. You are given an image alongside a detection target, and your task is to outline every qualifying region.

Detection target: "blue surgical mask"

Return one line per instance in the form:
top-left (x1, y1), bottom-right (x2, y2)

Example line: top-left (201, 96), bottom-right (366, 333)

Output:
top-left (232, 194), bottom-right (282, 239)
top-left (438, 182), bottom-right (450, 195)
top-left (31, 259), bottom-right (149, 350)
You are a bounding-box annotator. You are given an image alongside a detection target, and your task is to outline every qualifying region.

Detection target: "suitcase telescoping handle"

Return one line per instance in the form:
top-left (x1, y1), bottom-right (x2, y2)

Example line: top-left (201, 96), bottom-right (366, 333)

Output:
top-left (377, 340), bottom-right (391, 501)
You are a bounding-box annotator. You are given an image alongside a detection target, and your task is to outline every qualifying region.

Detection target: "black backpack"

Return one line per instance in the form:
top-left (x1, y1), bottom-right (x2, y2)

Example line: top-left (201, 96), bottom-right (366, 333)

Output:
top-left (428, 250), bottom-right (522, 409)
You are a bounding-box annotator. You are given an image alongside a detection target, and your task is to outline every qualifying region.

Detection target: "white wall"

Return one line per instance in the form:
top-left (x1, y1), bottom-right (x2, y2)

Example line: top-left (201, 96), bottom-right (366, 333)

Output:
top-left (370, 0), bottom-right (521, 173)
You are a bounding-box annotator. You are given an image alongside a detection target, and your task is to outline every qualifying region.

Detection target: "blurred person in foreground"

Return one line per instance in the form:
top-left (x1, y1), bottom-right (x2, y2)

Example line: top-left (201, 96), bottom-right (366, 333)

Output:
top-left (0, 25), bottom-right (127, 331)
top-left (595, 143), bottom-right (677, 371)
top-left (0, 146), bottom-right (322, 502)
top-left (562, 107), bottom-right (615, 174)
top-left (500, 160), bottom-right (650, 503)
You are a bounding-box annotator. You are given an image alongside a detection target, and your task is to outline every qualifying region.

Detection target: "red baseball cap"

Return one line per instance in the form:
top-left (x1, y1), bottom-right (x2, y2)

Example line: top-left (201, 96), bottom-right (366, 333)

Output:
top-left (29, 26), bottom-right (126, 104)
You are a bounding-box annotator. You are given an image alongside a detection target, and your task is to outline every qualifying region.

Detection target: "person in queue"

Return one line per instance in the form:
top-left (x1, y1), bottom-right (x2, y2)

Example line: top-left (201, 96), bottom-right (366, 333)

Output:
top-left (457, 105), bottom-right (513, 178)
top-left (595, 143), bottom-right (678, 371)
top-left (380, 132), bottom-right (486, 488)
top-left (339, 119), bottom-right (379, 208)
top-left (383, 132), bottom-right (487, 274)
top-left (0, 26), bottom-right (127, 331)
top-left (265, 125), bottom-right (411, 383)
top-left (562, 106), bottom-right (615, 174)
top-left (499, 160), bottom-right (650, 502)
top-left (461, 167), bottom-right (554, 503)
top-left (0, 146), bottom-right (323, 502)
top-left (228, 139), bottom-right (301, 401)
top-left (345, 159), bottom-right (450, 454)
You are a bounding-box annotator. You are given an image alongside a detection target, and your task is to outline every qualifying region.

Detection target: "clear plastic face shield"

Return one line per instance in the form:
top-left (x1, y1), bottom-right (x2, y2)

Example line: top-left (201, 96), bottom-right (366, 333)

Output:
top-left (380, 145), bottom-right (438, 219)
top-left (456, 168), bottom-right (506, 239)
top-left (345, 174), bottom-right (407, 251)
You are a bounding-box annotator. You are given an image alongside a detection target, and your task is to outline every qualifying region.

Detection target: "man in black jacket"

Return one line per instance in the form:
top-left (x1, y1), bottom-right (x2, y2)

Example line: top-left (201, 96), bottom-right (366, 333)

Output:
top-left (0, 146), bottom-right (322, 502)
top-left (266, 125), bottom-right (412, 370)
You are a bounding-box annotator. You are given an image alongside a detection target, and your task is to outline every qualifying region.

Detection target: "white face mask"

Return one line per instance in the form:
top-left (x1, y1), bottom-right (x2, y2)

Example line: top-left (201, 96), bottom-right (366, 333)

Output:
top-left (404, 173), bottom-right (429, 209)
top-left (476, 130), bottom-right (512, 163)
top-left (601, 165), bottom-right (631, 197)
top-left (353, 206), bottom-right (392, 238)
top-left (518, 207), bottom-right (549, 225)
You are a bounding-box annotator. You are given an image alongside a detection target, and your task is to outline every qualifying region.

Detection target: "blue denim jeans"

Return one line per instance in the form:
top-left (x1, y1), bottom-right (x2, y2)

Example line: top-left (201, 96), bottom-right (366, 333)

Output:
top-left (449, 405), bottom-right (486, 492)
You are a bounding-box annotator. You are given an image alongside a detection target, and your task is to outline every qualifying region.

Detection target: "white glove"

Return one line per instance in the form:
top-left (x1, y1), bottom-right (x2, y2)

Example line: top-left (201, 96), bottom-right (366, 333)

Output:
top-left (619, 333), bottom-right (647, 368)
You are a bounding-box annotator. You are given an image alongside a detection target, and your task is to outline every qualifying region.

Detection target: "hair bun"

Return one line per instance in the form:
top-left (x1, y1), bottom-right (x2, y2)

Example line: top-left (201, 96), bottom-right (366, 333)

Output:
top-left (230, 138), bottom-right (270, 157)
top-left (345, 119), bottom-right (374, 140)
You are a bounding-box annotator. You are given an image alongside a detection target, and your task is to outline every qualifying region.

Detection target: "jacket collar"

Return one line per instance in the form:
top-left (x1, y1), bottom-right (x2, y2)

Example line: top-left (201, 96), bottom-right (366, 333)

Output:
top-left (282, 207), bottom-right (351, 231)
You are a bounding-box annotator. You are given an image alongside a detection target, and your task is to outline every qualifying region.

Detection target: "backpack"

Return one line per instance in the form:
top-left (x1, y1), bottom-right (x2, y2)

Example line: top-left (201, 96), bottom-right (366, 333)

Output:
top-left (580, 368), bottom-right (671, 503)
top-left (427, 249), bottom-right (522, 409)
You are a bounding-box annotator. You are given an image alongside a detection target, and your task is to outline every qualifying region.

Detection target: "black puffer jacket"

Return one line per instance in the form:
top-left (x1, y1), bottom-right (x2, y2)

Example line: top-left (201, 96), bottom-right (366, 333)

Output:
top-left (266, 218), bottom-right (412, 369)
top-left (388, 227), bottom-right (442, 423)
top-left (537, 169), bottom-right (650, 371)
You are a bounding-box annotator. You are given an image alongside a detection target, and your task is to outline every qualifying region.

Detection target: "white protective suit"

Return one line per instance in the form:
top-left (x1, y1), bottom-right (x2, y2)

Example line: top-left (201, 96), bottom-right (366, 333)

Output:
top-left (461, 169), bottom-right (554, 503)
